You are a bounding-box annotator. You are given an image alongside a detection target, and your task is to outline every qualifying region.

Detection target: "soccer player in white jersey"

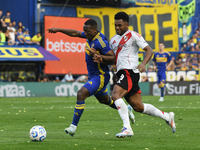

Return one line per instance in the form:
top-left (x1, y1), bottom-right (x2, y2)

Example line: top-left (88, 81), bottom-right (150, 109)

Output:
top-left (92, 12), bottom-right (176, 138)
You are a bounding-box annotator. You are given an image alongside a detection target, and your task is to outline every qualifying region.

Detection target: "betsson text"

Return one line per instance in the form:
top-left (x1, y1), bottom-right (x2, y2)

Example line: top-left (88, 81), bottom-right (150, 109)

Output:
top-left (46, 38), bottom-right (86, 53)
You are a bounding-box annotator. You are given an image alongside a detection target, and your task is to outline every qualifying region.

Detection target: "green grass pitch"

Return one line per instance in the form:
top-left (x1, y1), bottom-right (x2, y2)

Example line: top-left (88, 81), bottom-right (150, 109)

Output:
top-left (0, 95), bottom-right (199, 150)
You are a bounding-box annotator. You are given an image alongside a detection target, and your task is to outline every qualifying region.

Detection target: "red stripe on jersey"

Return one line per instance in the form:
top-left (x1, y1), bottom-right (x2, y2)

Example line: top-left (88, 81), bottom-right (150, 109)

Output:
top-left (136, 89), bottom-right (141, 94)
top-left (125, 69), bottom-right (132, 92)
top-left (160, 110), bottom-right (164, 114)
top-left (115, 32), bottom-right (132, 65)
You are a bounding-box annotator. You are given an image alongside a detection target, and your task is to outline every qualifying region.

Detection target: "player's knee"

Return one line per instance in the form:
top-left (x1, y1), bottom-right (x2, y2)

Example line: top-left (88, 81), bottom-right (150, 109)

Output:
top-left (132, 105), bottom-right (144, 113)
top-left (77, 90), bottom-right (86, 101)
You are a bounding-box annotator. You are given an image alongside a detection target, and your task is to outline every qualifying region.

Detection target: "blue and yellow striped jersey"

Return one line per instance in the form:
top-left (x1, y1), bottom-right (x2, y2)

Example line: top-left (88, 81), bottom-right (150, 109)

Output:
top-left (81, 31), bottom-right (111, 78)
top-left (153, 51), bottom-right (171, 72)
top-left (24, 34), bottom-right (31, 42)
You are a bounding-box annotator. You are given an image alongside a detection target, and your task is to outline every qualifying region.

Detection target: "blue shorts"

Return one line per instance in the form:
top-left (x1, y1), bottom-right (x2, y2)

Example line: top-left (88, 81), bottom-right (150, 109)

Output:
top-left (157, 71), bottom-right (166, 84)
top-left (83, 74), bottom-right (110, 98)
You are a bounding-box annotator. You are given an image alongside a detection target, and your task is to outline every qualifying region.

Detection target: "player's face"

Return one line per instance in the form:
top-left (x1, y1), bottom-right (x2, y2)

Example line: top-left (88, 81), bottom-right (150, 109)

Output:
top-left (159, 43), bottom-right (165, 51)
top-left (83, 25), bottom-right (96, 41)
top-left (115, 19), bottom-right (129, 36)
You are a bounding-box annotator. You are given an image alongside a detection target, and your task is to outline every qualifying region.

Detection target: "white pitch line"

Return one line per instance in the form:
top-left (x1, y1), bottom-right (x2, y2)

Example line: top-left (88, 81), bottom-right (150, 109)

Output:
top-left (10, 106), bottom-right (200, 109)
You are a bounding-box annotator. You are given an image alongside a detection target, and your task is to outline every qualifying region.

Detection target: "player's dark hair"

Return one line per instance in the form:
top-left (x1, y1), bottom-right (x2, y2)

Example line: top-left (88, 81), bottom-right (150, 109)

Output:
top-left (159, 42), bottom-right (164, 45)
top-left (84, 19), bottom-right (97, 27)
top-left (115, 12), bottom-right (129, 23)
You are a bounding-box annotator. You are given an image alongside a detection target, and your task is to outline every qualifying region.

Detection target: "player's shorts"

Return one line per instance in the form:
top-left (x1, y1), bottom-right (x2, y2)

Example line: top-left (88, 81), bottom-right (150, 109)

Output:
top-left (157, 71), bottom-right (166, 84)
top-left (116, 69), bottom-right (141, 101)
top-left (83, 73), bottom-right (110, 98)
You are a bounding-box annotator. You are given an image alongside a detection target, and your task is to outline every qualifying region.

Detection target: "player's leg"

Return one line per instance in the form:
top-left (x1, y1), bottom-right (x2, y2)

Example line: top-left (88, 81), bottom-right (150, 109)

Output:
top-left (159, 72), bottom-right (167, 102)
top-left (95, 74), bottom-right (117, 109)
top-left (112, 70), bottom-right (133, 138)
top-left (65, 86), bottom-right (90, 136)
top-left (127, 94), bottom-right (176, 133)
top-left (96, 94), bottom-right (117, 109)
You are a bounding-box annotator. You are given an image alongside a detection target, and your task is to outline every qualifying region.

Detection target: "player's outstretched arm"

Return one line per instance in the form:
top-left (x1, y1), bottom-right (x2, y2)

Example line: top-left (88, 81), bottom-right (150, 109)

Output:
top-left (93, 50), bottom-right (115, 65)
top-left (137, 45), bottom-right (153, 73)
top-left (47, 28), bottom-right (83, 38)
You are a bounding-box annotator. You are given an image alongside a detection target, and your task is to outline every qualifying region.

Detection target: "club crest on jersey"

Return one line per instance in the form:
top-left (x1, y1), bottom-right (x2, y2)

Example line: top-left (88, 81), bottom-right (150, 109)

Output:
top-left (91, 43), bottom-right (95, 48)
top-left (124, 35), bottom-right (128, 42)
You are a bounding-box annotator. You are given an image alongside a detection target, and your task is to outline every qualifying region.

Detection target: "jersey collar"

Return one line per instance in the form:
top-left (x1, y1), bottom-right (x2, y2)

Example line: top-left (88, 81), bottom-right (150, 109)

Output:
top-left (92, 32), bottom-right (100, 41)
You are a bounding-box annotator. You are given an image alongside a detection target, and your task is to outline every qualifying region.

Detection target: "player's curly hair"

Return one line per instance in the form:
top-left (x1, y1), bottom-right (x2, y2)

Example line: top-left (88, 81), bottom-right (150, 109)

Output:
top-left (84, 19), bottom-right (97, 27)
top-left (114, 12), bottom-right (129, 23)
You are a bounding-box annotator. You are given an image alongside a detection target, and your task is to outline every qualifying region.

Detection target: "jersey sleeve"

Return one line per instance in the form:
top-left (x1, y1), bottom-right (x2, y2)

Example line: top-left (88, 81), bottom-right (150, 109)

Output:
top-left (95, 37), bottom-right (111, 55)
top-left (167, 52), bottom-right (172, 63)
top-left (133, 32), bottom-right (148, 50)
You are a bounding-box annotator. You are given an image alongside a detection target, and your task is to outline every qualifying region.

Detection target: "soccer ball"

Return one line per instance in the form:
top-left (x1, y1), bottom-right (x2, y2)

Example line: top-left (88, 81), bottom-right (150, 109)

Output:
top-left (29, 125), bottom-right (47, 142)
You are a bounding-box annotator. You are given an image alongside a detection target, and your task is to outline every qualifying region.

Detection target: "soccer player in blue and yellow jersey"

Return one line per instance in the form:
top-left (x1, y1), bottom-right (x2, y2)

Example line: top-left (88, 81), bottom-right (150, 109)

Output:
top-left (153, 42), bottom-right (173, 102)
top-left (47, 19), bottom-right (135, 136)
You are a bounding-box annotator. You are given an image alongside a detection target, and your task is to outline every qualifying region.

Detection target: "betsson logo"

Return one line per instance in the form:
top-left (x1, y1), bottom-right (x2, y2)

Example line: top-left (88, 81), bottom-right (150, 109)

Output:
top-left (46, 38), bottom-right (86, 53)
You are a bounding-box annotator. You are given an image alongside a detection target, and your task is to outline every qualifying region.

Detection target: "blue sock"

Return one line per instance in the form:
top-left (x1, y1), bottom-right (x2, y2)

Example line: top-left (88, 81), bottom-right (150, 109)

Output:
top-left (161, 87), bottom-right (164, 97)
top-left (107, 96), bottom-right (117, 109)
top-left (72, 101), bottom-right (85, 126)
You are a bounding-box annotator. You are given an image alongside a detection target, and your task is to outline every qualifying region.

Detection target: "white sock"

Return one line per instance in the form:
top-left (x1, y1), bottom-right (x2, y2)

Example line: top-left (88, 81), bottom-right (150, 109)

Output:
top-left (114, 98), bottom-right (130, 128)
top-left (143, 103), bottom-right (169, 121)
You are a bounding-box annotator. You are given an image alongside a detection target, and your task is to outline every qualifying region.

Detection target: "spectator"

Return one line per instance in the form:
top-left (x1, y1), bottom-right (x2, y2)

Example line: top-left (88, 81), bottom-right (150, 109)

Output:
top-left (181, 63), bottom-right (188, 71)
top-left (0, 29), bottom-right (6, 45)
top-left (168, 56), bottom-right (176, 71)
top-left (175, 63), bottom-right (182, 71)
top-left (141, 76), bottom-right (149, 82)
top-left (16, 21), bottom-right (25, 31)
top-left (31, 32), bottom-right (42, 45)
top-left (16, 27), bottom-right (24, 44)
top-left (191, 34), bottom-right (197, 44)
top-left (3, 11), bottom-right (11, 26)
top-left (61, 71), bottom-right (75, 82)
top-left (179, 76), bottom-right (184, 81)
top-left (195, 45), bottom-right (200, 51)
top-left (192, 59), bottom-right (198, 70)
top-left (38, 69), bottom-right (49, 82)
top-left (0, 9), bottom-right (4, 27)
top-left (75, 75), bottom-right (88, 82)
top-left (188, 62), bottom-right (195, 70)
top-left (55, 76), bottom-right (60, 82)
top-left (23, 28), bottom-right (32, 44)
top-left (4, 29), bottom-right (14, 45)
top-left (190, 45), bottom-right (195, 51)
top-left (12, 20), bottom-right (17, 31)
top-left (186, 40), bottom-right (191, 51)
top-left (197, 54), bottom-right (200, 62)
top-left (148, 65), bottom-right (154, 71)
top-left (7, 22), bottom-right (15, 42)
top-left (180, 43), bottom-right (187, 51)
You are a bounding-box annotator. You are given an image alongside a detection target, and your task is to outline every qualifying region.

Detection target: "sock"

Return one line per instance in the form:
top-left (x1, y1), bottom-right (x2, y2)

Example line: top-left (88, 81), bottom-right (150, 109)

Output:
top-left (72, 101), bottom-right (85, 126)
top-left (142, 103), bottom-right (169, 121)
top-left (105, 96), bottom-right (117, 109)
top-left (161, 87), bottom-right (164, 97)
top-left (114, 98), bottom-right (130, 128)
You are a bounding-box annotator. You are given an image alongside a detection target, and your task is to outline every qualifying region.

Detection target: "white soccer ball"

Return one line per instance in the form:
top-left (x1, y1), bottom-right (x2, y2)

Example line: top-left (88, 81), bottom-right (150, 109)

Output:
top-left (29, 125), bottom-right (47, 142)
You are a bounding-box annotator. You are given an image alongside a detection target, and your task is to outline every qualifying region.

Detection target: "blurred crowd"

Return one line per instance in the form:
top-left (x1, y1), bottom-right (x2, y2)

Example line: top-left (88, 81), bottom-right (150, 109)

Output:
top-left (0, 9), bottom-right (42, 45)
top-left (0, 9), bottom-right (200, 83)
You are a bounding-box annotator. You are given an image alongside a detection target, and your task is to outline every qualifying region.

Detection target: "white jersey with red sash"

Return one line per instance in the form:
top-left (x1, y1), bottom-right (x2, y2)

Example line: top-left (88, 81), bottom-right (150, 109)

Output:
top-left (110, 30), bottom-right (148, 72)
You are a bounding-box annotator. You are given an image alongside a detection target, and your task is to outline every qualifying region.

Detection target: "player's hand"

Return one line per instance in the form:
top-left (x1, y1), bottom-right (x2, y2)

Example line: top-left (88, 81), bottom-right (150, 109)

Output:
top-left (136, 63), bottom-right (146, 73)
top-left (93, 54), bottom-right (103, 63)
top-left (46, 28), bottom-right (58, 33)
top-left (166, 66), bottom-right (170, 70)
top-left (86, 48), bottom-right (98, 56)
